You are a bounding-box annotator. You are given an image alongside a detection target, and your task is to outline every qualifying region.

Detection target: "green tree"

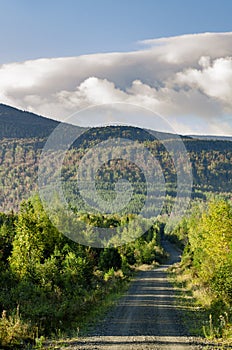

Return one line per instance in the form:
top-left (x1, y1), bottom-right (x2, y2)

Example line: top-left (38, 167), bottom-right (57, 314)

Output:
top-left (9, 196), bottom-right (60, 279)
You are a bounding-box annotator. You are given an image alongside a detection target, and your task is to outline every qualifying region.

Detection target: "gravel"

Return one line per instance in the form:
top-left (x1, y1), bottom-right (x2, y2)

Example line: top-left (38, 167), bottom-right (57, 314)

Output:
top-left (56, 241), bottom-right (215, 350)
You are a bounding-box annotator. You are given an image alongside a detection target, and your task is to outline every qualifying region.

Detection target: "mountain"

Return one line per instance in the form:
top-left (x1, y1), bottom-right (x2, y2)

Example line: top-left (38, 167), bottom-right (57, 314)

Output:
top-left (0, 103), bottom-right (232, 212)
top-left (0, 104), bottom-right (59, 138)
top-left (190, 134), bottom-right (232, 141)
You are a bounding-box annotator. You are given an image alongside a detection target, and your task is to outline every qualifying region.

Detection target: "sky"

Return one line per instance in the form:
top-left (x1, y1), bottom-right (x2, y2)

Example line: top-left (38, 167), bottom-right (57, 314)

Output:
top-left (1, 0), bottom-right (232, 135)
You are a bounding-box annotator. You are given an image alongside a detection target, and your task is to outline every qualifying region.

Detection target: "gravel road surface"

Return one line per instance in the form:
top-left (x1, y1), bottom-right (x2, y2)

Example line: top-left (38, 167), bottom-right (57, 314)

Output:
top-left (58, 241), bottom-right (209, 349)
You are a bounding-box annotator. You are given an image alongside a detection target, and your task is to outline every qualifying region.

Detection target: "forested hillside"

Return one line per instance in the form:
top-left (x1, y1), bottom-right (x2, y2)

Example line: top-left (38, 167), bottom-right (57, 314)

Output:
top-left (0, 104), bottom-right (232, 346)
top-left (0, 122), bottom-right (231, 212)
top-left (0, 104), bottom-right (59, 139)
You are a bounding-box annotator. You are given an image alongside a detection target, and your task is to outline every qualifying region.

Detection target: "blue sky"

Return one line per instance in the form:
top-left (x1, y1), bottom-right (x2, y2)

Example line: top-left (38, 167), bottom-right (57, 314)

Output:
top-left (1, 0), bottom-right (232, 63)
top-left (1, 0), bottom-right (232, 135)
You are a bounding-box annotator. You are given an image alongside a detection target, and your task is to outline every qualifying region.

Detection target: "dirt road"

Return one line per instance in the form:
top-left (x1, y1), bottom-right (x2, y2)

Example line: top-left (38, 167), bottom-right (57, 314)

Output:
top-left (59, 241), bottom-right (206, 349)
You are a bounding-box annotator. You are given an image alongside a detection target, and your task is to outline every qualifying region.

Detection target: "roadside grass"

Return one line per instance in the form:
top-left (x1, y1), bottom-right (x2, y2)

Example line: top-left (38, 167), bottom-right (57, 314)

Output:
top-left (169, 261), bottom-right (232, 349)
top-left (0, 306), bottom-right (35, 349)
top-left (168, 262), bottom-right (207, 337)
top-left (74, 271), bottom-right (133, 337)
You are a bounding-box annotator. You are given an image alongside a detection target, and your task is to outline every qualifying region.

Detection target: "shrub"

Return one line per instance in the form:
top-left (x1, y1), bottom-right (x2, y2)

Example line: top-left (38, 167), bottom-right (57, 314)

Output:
top-left (0, 307), bottom-right (34, 348)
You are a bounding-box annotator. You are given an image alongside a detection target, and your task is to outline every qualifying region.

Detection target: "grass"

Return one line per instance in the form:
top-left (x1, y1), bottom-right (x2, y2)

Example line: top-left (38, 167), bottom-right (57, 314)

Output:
top-left (78, 272), bottom-right (132, 336)
top-left (0, 306), bottom-right (35, 348)
top-left (168, 261), bottom-right (232, 349)
top-left (168, 262), bottom-right (207, 337)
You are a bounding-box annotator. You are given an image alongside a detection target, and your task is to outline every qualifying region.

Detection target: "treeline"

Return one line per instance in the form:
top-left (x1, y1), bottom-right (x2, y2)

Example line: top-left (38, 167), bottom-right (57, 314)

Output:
top-left (166, 197), bottom-right (232, 341)
top-left (0, 195), bottom-right (165, 348)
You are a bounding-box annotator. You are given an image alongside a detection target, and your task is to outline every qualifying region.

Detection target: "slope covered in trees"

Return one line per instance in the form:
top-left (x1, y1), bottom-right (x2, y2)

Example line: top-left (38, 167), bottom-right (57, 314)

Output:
top-left (0, 103), bottom-right (231, 214)
top-left (0, 126), bottom-right (232, 212)
top-left (0, 104), bottom-right (232, 346)
top-left (0, 104), bottom-right (60, 139)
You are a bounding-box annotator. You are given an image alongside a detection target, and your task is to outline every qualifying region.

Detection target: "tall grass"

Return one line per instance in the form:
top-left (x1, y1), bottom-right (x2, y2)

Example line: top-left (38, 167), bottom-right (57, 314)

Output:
top-left (0, 306), bottom-right (35, 348)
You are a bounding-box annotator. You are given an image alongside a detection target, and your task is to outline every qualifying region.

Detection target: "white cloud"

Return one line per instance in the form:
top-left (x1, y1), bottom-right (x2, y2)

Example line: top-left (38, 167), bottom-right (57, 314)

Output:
top-left (175, 56), bottom-right (232, 107)
top-left (140, 32), bottom-right (232, 64)
top-left (0, 32), bottom-right (232, 135)
top-left (64, 77), bottom-right (127, 105)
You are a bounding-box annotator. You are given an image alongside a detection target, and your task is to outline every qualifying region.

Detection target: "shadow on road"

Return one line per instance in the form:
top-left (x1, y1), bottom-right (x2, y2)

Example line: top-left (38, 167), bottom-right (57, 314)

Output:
top-left (78, 241), bottom-right (197, 338)
top-left (55, 241), bottom-right (214, 349)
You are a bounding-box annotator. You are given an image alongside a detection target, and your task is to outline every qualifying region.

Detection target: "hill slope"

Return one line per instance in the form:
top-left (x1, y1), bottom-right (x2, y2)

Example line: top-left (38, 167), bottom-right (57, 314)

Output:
top-left (0, 104), bottom-right (59, 138)
top-left (0, 104), bottom-right (231, 212)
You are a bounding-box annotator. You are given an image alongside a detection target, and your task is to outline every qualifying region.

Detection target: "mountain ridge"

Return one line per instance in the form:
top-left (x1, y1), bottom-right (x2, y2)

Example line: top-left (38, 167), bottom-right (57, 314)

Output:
top-left (1, 103), bottom-right (228, 141)
top-left (0, 103), bottom-right (231, 213)
top-left (0, 103), bottom-right (59, 138)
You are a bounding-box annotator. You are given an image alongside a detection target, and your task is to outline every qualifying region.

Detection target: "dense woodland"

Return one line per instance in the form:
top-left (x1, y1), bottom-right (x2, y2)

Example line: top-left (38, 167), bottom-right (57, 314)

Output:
top-left (2, 195), bottom-right (232, 346)
top-left (0, 103), bottom-right (232, 213)
top-left (0, 104), bottom-right (232, 346)
top-left (0, 131), bottom-right (232, 213)
top-left (0, 195), bottom-right (165, 347)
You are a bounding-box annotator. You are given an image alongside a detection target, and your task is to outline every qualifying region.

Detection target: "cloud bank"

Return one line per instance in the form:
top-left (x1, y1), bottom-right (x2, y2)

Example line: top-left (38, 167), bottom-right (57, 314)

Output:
top-left (1, 32), bottom-right (232, 135)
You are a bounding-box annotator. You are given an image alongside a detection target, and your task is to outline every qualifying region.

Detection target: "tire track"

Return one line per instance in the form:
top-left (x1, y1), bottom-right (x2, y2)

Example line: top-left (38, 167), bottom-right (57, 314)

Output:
top-left (59, 241), bottom-right (205, 349)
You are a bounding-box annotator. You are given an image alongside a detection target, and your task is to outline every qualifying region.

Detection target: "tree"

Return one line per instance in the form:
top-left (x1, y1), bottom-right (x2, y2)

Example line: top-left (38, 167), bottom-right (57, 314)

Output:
top-left (9, 196), bottom-right (60, 279)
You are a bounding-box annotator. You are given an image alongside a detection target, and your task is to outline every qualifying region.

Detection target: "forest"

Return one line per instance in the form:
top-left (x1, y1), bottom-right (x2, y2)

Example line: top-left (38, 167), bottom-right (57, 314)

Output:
top-left (0, 104), bottom-right (232, 347)
top-left (0, 195), bottom-right (166, 347)
top-left (0, 128), bottom-right (232, 213)
top-left (0, 103), bottom-right (232, 213)
top-left (1, 195), bottom-right (232, 347)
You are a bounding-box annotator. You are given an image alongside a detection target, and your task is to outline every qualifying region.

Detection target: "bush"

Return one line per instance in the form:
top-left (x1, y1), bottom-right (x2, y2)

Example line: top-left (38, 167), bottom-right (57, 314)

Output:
top-left (0, 307), bottom-right (34, 348)
top-left (211, 260), bottom-right (232, 303)
top-left (99, 248), bottom-right (122, 271)
top-left (0, 195), bottom-right (164, 345)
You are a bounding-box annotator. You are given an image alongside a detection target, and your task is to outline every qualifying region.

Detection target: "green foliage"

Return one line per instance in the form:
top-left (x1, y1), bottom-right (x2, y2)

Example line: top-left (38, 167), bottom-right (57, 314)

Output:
top-left (203, 311), bottom-right (232, 340)
top-left (0, 212), bottom-right (15, 265)
top-left (9, 196), bottom-right (61, 279)
top-left (0, 195), bottom-right (164, 347)
top-left (211, 257), bottom-right (232, 303)
top-left (188, 199), bottom-right (232, 283)
top-left (99, 248), bottom-right (122, 271)
top-left (1, 124), bottom-right (232, 213)
top-left (172, 197), bottom-right (232, 343)
top-left (165, 217), bottom-right (189, 249)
